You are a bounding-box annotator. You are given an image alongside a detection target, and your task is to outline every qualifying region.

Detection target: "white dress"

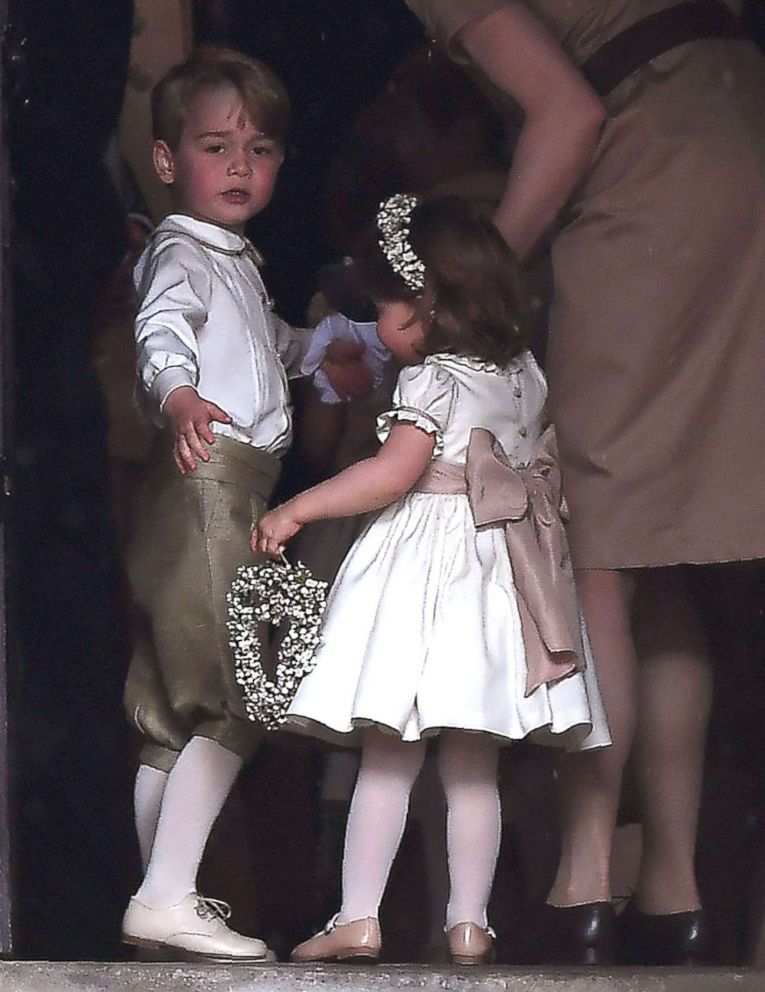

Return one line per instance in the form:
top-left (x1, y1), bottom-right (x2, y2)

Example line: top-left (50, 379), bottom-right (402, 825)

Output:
top-left (285, 352), bottom-right (610, 751)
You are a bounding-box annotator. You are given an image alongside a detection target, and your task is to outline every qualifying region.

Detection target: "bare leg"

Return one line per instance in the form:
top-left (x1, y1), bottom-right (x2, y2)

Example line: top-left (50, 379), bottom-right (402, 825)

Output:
top-left (631, 567), bottom-right (711, 914)
top-left (548, 568), bottom-right (637, 906)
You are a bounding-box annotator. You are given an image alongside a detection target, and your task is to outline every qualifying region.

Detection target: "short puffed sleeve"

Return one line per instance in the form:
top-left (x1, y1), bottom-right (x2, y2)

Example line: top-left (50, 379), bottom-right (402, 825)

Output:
top-left (376, 362), bottom-right (457, 458)
top-left (404, 0), bottom-right (511, 61)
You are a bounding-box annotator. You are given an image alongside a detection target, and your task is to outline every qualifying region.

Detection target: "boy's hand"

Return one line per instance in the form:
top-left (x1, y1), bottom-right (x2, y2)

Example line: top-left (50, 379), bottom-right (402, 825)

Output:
top-left (321, 339), bottom-right (374, 400)
top-left (253, 506), bottom-right (303, 557)
top-left (163, 385), bottom-right (232, 474)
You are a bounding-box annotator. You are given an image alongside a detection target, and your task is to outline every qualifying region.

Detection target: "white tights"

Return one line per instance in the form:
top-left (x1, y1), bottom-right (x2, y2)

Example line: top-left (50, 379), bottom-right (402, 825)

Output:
top-left (338, 729), bottom-right (501, 930)
top-left (133, 736), bottom-right (243, 908)
top-left (133, 763), bottom-right (168, 870)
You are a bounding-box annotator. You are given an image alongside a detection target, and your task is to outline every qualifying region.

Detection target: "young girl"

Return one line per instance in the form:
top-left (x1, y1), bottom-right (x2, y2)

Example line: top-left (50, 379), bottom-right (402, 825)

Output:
top-left (254, 193), bottom-right (610, 965)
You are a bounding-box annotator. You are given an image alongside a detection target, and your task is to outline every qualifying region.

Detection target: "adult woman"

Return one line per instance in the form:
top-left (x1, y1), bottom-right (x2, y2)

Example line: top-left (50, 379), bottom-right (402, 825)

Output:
top-left (404, 0), bottom-right (765, 966)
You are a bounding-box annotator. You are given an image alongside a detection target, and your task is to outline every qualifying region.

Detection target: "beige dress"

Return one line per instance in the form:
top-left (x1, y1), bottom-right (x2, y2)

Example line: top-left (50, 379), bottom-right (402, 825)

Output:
top-left (405, 0), bottom-right (765, 568)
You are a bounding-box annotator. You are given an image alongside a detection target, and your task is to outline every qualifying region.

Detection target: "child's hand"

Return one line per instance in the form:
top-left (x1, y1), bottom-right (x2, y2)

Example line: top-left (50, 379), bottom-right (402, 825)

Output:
top-left (253, 506), bottom-right (303, 557)
top-left (163, 385), bottom-right (232, 474)
top-left (321, 339), bottom-right (374, 400)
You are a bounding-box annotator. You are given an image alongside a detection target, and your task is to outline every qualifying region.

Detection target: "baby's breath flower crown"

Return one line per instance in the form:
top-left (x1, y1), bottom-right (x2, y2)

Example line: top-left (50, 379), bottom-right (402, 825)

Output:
top-left (228, 557), bottom-right (328, 731)
top-left (377, 193), bottom-right (426, 293)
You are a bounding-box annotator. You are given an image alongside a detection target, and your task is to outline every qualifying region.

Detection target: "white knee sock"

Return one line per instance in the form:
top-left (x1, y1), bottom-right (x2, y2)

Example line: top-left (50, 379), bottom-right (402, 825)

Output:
top-left (135, 736), bottom-right (243, 909)
top-left (438, 733), bottom-right (501, 930)
top-left (133, 764), bottom-right (168, 870)
top-left (338, 732), bottom-right (426, 923)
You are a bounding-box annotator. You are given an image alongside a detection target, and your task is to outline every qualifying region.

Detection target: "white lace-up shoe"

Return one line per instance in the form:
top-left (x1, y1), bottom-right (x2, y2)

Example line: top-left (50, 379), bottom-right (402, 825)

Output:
top-left (122, 893), bottom-right (272, 961)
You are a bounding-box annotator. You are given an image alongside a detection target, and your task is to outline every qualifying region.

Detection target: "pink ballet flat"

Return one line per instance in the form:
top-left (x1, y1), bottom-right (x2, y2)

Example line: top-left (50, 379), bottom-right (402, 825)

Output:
top-left (290, 914), bottom-right (382, 963)
top-left (446, 921), bottom-right (495, 965)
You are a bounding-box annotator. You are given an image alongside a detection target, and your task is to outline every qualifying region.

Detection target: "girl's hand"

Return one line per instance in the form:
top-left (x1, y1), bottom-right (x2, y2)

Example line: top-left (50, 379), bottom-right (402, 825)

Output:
top-left (253, 506), bottom-right (303, 557)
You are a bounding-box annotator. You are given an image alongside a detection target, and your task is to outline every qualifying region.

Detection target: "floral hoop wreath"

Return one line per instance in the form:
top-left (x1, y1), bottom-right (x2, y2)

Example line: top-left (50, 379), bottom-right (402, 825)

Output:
top-left (228, 556), bottom-right (328, 731)
top-left (377, 193), bottom-right (426, 293)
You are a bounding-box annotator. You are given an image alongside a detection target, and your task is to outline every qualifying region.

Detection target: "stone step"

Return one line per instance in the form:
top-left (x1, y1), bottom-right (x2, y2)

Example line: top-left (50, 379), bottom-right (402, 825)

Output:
top-left (0, 963), bottom-right (761, 992)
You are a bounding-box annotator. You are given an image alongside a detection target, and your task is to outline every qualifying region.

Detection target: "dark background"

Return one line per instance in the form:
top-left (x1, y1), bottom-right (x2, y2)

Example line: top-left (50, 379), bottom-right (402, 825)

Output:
top-left (4, 0), bottom-right (765, 963)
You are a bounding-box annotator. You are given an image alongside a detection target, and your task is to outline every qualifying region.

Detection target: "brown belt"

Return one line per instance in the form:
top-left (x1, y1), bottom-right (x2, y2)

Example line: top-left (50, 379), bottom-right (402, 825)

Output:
top-left (580, 0), bottom-right (747, 96)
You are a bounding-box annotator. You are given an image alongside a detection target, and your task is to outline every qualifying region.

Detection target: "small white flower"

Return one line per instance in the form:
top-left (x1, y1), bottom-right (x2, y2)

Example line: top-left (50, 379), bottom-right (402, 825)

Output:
top-left (228, 560), bottom-right (328, 730)
top-left (377, 193), bottom-right (426, 293)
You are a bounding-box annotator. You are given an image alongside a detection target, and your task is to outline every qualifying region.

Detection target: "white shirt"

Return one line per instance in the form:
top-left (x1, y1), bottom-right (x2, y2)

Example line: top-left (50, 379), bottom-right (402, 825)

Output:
top-left (134, 213), bottom-right (311, 456)
top-left (301, 313), bottom-right (392, 404)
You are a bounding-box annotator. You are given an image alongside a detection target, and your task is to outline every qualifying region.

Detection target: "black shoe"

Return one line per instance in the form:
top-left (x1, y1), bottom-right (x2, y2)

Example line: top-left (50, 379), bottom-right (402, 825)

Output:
top-left (618, 902), bottom-right (709, 966)
top-left (530, 901), bottom-right (617, 966)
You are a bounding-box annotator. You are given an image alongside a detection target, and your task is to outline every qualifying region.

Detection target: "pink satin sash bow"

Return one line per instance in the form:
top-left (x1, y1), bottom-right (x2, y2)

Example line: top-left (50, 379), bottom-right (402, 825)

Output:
top-left (413, 426), bottom-right (583, 696)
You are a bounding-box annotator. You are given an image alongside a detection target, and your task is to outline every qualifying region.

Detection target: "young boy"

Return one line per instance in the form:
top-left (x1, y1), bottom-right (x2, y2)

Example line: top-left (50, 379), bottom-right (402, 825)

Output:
top-left (121, 48), bottom-right (361, 961)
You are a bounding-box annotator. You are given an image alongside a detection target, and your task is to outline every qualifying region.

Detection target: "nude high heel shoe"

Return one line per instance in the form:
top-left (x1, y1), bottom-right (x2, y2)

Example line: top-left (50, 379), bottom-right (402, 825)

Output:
top-left (290, 914), bottom-right (382, 963)
top-left (446, 922), bottom-right (495, 965)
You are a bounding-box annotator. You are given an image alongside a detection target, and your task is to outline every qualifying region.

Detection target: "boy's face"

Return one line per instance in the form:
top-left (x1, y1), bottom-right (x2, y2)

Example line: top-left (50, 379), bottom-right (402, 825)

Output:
top-left (154, 85), bottom-right (283, 233)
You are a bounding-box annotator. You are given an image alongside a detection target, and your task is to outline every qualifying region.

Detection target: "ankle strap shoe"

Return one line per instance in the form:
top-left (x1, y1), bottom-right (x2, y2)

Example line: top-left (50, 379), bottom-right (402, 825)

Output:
top-left (447, 922), bottom-right (495, 965)
top-left (290, 914), bottom-right (381, 963)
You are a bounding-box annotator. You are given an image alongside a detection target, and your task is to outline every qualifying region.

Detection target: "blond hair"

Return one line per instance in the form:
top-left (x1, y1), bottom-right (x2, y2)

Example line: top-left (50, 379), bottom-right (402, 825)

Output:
top-left (152, 47), bottom-right (290, 150)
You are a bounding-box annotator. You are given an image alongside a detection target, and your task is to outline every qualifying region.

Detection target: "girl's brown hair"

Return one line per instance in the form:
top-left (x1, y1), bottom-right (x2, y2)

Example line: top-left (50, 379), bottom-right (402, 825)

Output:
top-left (152, 47), bottom-right (290, 150)
top-left (353, 195), bottom-right (528, 367)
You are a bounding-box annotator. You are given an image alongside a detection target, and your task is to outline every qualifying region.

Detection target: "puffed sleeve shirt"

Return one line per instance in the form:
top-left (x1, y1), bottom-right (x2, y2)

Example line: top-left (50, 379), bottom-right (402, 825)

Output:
top-left (376, 360), bottom-right (458, 459)
top-left (134, 214), bottom-right (311, 456)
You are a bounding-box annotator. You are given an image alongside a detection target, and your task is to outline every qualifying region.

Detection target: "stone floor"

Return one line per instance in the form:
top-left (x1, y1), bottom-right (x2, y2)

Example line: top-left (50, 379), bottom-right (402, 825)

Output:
top-left (0, 963), bottom-right (761, 992)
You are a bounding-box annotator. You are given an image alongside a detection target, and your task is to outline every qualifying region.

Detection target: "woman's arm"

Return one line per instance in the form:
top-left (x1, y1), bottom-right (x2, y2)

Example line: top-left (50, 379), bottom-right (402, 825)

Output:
top-left (457, 5), bottom-right (605, 259)
top-left (254, 422), bottom-right (435, 555)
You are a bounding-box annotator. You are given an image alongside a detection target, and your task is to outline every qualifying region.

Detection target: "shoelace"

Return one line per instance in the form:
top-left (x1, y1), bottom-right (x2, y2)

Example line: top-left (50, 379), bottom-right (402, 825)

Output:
top-left (195, 896), bottom-right (232, 922)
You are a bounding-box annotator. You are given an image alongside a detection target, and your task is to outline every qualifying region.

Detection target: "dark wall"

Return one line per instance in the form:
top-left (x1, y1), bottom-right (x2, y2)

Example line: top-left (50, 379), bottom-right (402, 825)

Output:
top-left (7, 0), bottom-right (136, 958)
top-left (744, 0), bottom-right (765, 51)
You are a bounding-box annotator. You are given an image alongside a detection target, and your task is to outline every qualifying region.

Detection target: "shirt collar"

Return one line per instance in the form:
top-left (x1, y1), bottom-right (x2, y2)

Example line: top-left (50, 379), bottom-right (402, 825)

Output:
top-left (158, 213), bottom-right (264, 265)
top-left (427, 352), bottom-right (525, 375)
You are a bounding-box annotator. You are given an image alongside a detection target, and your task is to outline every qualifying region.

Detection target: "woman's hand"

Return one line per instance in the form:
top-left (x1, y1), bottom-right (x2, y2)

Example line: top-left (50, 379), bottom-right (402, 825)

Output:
top-left (321, 338), bottom-right (374, 399)
top-left (253, 505), bottom-right (303, 557)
